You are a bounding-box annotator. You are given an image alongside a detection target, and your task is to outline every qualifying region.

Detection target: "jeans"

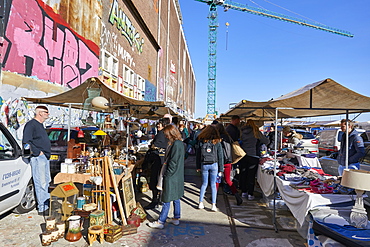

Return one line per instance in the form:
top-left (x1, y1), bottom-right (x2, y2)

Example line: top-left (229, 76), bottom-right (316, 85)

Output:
top-left (199, 162), bottom-right (218, 204)
top-left (158, 199), bottom-right (181, 224)
top-left (338, 163), bottom-right (360, 176)
top-left (30, 154), bottom-right (51, 212)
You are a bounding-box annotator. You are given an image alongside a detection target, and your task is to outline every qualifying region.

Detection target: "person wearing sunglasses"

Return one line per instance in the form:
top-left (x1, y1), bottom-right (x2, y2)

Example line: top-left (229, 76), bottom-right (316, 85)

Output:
top-left (22, 105), bottom-right (51, 217)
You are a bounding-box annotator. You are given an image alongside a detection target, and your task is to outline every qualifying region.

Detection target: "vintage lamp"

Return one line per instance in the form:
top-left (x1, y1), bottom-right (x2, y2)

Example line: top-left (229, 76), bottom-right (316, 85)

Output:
top-left (341, 169), bottom-right (370, 228)
top-left (49, 182), bottom-right (79, 222)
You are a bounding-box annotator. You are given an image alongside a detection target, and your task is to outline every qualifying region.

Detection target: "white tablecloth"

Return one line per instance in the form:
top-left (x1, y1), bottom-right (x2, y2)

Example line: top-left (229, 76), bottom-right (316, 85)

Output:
top-left (257, 163), bottom-right (355, 226)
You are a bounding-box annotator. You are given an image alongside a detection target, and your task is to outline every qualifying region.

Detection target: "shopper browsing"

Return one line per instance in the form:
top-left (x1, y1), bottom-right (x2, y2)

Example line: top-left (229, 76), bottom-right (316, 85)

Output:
top-left (147, 124), bottom-right (185, 229)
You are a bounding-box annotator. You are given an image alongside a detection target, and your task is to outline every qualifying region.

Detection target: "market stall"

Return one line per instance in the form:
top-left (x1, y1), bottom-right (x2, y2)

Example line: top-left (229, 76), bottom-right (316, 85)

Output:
top-left (220, 78), bottom-right (370, 243)
top-left (257, 158), bottom-right (356, 226)
top-left (23, 77), bottom-right (178, 245)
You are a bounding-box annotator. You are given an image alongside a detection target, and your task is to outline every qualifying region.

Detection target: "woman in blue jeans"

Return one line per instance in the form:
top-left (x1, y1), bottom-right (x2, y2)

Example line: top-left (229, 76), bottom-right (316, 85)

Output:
top-left (196, 125), bottom-right (224, 211)
top-left (148, 124), bottom-right (185, 229)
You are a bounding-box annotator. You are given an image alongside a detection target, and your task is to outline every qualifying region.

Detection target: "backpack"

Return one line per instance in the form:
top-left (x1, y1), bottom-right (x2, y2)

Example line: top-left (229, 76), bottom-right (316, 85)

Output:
top-left (221, 140), bottom-right (232, 164)
top-left (200, 141), bottom-right (218, 164)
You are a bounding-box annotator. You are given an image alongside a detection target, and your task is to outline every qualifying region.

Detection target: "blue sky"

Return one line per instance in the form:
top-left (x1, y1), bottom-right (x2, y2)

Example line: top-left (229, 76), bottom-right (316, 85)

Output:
top-left (179, 0), bottom-right (370, 122)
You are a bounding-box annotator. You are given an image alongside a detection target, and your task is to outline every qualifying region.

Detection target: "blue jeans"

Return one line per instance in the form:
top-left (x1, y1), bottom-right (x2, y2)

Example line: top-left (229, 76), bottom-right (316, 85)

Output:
top-left (338, 163), bottom-right (360, 176)
top-left (199, 162), bottom-right (218, 204)
top-left (158, 199), bottom-right (181, 224)
top-left (30, 154), bottom-right (51, 212)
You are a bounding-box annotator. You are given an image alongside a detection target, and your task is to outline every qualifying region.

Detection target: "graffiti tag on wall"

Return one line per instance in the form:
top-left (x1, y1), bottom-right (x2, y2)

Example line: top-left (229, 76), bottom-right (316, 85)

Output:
top-left (2, 0), bottom-right (99, 88)
top-left (101, 22), bottom-right (136, 68)
top-left (109, 0), bottom-right (144, 54)
top-left (144, 80), bottom-right (156, 101)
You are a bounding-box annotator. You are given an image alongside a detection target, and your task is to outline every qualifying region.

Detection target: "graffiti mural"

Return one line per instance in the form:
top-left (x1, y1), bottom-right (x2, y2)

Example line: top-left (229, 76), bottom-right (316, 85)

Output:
top-left (108, 0), bottom-right (145, 54)
top-left (1, 0), bottom-right (99, 88)
top-left (144, 79), bottom-right (156, 102)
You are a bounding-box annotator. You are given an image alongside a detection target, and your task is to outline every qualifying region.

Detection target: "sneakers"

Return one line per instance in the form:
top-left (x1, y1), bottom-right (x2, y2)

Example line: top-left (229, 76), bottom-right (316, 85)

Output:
top-left (248, 195), bottom-right (255, 200)
top-left (241, 192), bottom-right (248, 198)
top-left (170, 218), bottom-right (180, 226)
top-left (211, 204), bottom-right (218, 212)
top-left (147, 221), bottom-right (164, 229)
top-left (198, 202), bottom-right (204, 209)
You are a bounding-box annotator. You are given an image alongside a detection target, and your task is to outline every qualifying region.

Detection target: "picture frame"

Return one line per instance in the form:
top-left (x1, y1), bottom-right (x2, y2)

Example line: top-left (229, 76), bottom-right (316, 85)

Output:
top-left (121, 174), bottom-right (136, 217)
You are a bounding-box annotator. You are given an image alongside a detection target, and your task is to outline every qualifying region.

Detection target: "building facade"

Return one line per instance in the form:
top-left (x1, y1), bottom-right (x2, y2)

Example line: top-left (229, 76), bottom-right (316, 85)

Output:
top-left (0, 0), bottom-right (195, 119)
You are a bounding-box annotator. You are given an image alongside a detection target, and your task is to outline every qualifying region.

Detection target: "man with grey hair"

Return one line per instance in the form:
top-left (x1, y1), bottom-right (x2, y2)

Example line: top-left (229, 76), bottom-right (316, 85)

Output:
top-left (337, 119), bottom-right (365, 176)
top-left (22, 106), bottom-right (51, 216)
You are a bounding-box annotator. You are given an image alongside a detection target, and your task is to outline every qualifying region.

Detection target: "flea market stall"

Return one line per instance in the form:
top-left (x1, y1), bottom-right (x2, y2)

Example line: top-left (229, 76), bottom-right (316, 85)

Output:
top-left (220, 78), bottom-right (370, 245)
top-left (24, 77), bottom-right (178, 245)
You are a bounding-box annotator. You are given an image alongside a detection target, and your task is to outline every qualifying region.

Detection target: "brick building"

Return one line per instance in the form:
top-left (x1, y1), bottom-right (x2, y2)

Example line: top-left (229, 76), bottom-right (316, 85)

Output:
top-left (0, 0), bottom-right (195, 119)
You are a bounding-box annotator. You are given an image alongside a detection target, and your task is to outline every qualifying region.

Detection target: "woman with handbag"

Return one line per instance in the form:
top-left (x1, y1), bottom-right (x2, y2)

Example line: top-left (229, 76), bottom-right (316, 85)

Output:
top-left (147, 124), bottom-right (185, 229)
top-left (214, 123), bottom-right (243, 205)
top-left (240, 120), bottom-right (269, 200)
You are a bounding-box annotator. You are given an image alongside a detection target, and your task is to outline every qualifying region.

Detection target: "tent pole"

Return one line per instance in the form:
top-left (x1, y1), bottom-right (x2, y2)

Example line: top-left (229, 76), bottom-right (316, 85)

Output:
top-left (126, 121), bottom-right (130, 166)
top-left (273, 108), bottom-right (278, 232)
top-left (345, 110), bottom-right (349, 169)
top-left (67, 103), bottom-right (72, 141)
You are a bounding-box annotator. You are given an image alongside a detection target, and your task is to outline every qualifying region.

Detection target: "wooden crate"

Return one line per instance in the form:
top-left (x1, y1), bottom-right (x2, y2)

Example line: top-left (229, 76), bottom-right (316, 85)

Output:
top-left (122, 224), bottom-right (137, 236)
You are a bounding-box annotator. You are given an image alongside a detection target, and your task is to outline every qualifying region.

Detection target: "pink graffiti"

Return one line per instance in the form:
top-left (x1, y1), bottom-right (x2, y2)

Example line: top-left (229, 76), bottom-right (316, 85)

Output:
top-left (3, 0), bottom-right (99, 87)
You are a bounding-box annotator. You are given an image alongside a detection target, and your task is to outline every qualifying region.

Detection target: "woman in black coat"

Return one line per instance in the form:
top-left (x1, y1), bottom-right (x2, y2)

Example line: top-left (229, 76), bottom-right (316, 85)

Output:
top-left (148, 124), bottom-right (185, 229)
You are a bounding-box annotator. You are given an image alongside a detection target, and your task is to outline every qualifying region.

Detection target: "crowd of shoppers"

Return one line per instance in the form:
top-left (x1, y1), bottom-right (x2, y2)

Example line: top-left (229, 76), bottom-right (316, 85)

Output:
top-left (146, 114), bottom-right (275, 229)
top-left (147, 115), bottom-right (363, 230)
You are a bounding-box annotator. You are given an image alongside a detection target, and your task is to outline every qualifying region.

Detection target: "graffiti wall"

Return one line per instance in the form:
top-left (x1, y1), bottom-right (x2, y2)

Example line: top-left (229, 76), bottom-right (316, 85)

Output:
top-left (1, 0), bottom-right (99, 88)
top-left (144, 80), bottom-right (157, 102)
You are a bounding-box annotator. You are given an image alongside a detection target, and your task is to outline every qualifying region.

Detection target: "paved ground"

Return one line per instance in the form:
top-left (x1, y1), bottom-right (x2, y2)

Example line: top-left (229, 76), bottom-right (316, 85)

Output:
top-left (0, 155), bottom-right (307, 247)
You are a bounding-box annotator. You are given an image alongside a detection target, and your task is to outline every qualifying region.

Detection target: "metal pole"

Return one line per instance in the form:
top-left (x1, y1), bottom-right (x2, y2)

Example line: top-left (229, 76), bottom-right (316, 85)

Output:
top-left (67, 104), bottom-right (72, 141)
top-left (273, 107), bottom-right (278, 232)
top-left (126, 122), bottom-right (130, 166)
top-left (345, 110), bottom-right (349, 169)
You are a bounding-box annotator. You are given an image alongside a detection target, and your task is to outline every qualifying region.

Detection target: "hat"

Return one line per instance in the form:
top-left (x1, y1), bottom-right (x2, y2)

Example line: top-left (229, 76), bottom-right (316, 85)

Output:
top-left (163, 114), bottom-right (172, 123)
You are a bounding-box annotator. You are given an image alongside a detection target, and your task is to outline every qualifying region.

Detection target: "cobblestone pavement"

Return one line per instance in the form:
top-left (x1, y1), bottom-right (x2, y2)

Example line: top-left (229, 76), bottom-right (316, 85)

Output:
top-left (0, 155), bottom-right (306, 247)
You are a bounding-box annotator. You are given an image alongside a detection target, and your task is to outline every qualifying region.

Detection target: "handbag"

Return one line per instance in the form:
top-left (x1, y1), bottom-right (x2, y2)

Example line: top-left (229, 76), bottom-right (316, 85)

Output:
top-left (156, 144), bottom-right (173, 190)
top-left (231, 141), bottom-right (246, 164)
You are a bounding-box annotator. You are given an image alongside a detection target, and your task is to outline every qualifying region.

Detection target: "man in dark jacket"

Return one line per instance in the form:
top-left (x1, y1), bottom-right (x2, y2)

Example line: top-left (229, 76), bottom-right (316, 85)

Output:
top-left (144, 118), bottom-right (170, 209)
top-left (226, 115), bottom-right (241, 142)
top-left (22, 106), bottom-right (51, 216)
top-left (337, 119), bottom-right (365, 176)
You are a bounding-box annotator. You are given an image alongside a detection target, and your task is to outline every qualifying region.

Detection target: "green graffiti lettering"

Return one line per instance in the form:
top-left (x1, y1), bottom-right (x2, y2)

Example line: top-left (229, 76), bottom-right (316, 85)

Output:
top-left (109, 0), bottom-right (143, 53)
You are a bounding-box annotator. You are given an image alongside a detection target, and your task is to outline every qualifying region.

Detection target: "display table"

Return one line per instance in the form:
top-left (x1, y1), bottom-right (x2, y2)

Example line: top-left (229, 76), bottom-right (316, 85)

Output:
top-left (257, 161), bottom-right (355, 226)
top-left (54, 164), bottom-right (135, 187)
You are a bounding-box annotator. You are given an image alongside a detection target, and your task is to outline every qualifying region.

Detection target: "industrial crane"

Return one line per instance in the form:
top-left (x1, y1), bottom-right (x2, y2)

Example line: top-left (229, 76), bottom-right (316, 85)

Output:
top-left (195, 0), bottom-right (353, 121)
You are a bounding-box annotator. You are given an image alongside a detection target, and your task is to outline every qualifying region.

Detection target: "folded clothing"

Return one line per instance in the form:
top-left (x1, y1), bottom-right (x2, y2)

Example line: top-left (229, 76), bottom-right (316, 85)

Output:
top-left (310, 178), bottom-right (334, 194)
top-left (302, 153), bottom-right (317, 158)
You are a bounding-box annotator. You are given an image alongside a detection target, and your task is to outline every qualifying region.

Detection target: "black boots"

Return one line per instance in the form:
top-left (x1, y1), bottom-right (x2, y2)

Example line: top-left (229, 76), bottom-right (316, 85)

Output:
top-left (144, 201), bottom-right (158, 210)
top-left (235, 193), bottom-right (243, 205)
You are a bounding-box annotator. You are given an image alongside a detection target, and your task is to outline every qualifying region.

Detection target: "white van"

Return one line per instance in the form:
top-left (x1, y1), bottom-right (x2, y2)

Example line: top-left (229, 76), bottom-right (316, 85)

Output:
top-left (0, 122), bottom-right (36, 215)
top-left (317, 128), bottom-right (365, 157)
